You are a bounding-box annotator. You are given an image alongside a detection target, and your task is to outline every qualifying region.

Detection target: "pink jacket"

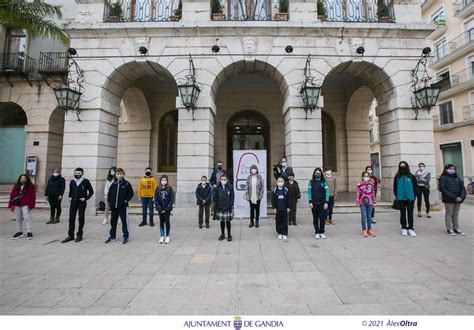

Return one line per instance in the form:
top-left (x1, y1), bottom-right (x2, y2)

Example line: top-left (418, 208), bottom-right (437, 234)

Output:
top-left (356, 180), bottom-right (376, 206)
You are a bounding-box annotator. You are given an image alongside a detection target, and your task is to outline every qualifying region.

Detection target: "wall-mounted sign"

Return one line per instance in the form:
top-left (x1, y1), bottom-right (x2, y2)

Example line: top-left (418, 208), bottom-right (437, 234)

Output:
top-left (25, 156), bottom-right (38, 176)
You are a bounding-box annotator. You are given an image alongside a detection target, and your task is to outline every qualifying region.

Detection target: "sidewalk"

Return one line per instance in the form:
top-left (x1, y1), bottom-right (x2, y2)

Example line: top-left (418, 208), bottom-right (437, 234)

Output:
top-left (0, 206), bottom-right (472, 315)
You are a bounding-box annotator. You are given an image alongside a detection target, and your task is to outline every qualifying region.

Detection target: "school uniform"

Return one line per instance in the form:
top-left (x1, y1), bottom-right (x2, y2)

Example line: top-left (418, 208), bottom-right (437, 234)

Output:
top-left (196, 183), bottom-right (213, 226)
top-left (272, 186), bottom-right (290, 236)
top-left (286, 180), bottom-right (301, 225)
top-left (107, 179), bottom-right (134, 240)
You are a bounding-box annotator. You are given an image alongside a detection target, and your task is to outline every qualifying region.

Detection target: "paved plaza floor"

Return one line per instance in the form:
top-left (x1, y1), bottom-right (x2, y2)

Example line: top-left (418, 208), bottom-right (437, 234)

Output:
top-left (0, 205), bottom-right (473, 316)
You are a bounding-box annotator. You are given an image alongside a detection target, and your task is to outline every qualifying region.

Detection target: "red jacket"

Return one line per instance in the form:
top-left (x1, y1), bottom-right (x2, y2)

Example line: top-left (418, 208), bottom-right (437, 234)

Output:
top-left (8, 184), bottom-right (36, 210)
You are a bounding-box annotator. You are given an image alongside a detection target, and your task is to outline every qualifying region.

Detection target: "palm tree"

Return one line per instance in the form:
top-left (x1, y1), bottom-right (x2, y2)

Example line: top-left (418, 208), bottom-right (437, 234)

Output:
top-left (0, 0), bottom-right (69, 45)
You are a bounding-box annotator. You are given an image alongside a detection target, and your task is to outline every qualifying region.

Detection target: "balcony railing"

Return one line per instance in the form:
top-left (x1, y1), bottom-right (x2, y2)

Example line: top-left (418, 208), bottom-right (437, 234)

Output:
top-left (103, 0), bottom-right (180, 22)
top-left (222, 0), bottom-right (281, 21)
top-left (325, 0), bottom-right (395, 23)
top-left (453, 0), bottom-right (473, 15)
top-left (432, 29), bottom-right (473, 64)
top-left (0, 52), bottom-right (36, 75)
top-left (462, 104), bottom-right (474, 121)
top-left (38, 52), bottom-right (68, 74)
top-left (451, 67), bottom-right (473, 88)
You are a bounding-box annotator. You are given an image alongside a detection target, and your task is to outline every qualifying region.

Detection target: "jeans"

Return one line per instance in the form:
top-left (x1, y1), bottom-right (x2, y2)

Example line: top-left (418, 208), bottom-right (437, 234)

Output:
top-left (311, 204), bottom-right (327, 234)
top-left (416, 186), bottom-right (430, 213)
top-left (141, 197), bottom-right (154, 224)
top-left (444, 203), bottom-right (461, 231)
top-left (14, 205), bottom-right (32, 233)
top-left (398, 200), bottom-right (414, 230)
top-left (360, 205), bottom-right (373, 231)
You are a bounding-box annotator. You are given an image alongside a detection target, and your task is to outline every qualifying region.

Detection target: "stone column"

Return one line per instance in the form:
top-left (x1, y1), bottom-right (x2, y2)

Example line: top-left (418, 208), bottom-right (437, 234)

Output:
top-left (289, 0), bottom-right (317, 22)
top-left (284, 107), bottom-right (323, 200)
top-left (378, 108), bottom-right (437, 203)
top-left (175, 97), bottom-right (215, 215)
top-left (182, 0), bottom-right (211, 22)
top-left (61, 108), bottom-right (119, 215)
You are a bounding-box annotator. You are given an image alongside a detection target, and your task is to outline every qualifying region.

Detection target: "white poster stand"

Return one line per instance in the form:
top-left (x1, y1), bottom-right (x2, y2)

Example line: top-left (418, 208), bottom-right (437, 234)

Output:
top-left (232, 150), bottom-right (267, 219)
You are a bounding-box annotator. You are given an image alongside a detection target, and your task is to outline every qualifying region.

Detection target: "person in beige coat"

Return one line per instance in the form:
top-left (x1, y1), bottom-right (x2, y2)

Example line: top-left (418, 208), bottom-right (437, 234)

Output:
top-left (245, 164), bottom-right (265, 228)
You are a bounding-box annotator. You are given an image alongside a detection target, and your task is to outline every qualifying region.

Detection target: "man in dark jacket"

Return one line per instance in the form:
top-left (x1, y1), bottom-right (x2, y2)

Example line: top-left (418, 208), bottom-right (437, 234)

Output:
top-left (196, 175), bottom-right (212, 228)
top-left (106, 168), bottom-right (134, 244)
top-left (62, 168), bottom-right (94, 243)
top-left (45, 168), bottom-right (66, 224)
top-left (273, 157), bottom-right (294, 183)
top-left (439, 164), bottom-right (466, 236)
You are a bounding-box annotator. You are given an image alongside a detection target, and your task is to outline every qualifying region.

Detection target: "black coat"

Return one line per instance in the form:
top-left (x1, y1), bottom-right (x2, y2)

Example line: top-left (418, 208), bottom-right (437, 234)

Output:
top-left (69, 178), bottom-right (94, 201)
top-left (273, 166), bottom-right (294, 182)
top-left (45, 175), bottom-right (65, 197)
top-left (108, 179), bottom-right (134, 209)
top-left (272, 187), bottom-right (290, 210)
top-left (213, 184), bottom-right (234, 212)
top-left (286, 180), bottom-right (301, 200)
top-left (439, 174), bottom-right (466, 203)
top-left (196, 183), bottom-right (212, 205)
top-left (210, 169), bottom-right (228, 186)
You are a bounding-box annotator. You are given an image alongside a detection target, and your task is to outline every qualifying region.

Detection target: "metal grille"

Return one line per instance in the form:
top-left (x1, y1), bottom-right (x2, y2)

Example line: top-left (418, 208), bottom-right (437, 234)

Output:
top-left (0, 52), bottom-right (36, 74)
top-left (325, 0), bottom-right (395, 22)
top-left (104, 0), bottom-right (180, 22)
top-left (39, 52), bottom-right (68, 74)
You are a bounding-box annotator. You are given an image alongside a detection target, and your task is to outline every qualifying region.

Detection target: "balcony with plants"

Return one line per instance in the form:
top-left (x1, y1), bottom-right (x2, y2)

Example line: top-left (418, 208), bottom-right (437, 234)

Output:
top-left (103, 0), bottom-right (182, 22)
top-left (323, 0), bottom-right (395, 23)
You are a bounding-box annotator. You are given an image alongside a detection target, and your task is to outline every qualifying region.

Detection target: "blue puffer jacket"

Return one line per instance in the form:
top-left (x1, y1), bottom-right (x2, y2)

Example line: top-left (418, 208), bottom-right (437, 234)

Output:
top-left (439, 174), bottom-right (466, 203)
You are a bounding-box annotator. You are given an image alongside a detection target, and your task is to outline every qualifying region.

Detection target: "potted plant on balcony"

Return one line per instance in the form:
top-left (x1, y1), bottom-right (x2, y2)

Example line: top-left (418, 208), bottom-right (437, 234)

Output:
top-left (376, 0), bottom-right (391, 23)
top-left (171, 0), bottom-right (182, 21)
top-left (211, 0), bottom-right (226, 20)
top-left (275, 0), bottom-right (289, 21)
top-left (106, 1), bottom-right (123, 22)
top-left (317, 0), bottom-right (327, 21)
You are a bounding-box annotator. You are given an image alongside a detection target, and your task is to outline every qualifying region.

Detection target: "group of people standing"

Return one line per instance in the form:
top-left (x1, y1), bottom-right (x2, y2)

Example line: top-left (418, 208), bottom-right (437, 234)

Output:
top-left (7, 159), bottom-right (467, 243)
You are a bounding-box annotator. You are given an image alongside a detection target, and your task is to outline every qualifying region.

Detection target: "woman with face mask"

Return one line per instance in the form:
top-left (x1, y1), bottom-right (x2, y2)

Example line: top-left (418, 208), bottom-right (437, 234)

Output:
top-left (356, 171), bottom-right (377, 237)
top-left (103, 166), bottom-right (117, 225)
top-left (154, 175), bottom-right (174, 244)
top-left (308, 167), bottom-right (330, 239)
top-left (439, 164), bottom-right (466, 236)
top-left (365, 166), bottom-right (378, 224)
top-left (245, 164), bottom-right (264, 228)
top-left (9, 174), bottom-right (36, 240)
top-left (45, 168), bottom-right (65, 224)
top-left (393, 161), bottom-right (418, 237)
top-left (414, 162), bottom-right (431, 218)
top-left (212, 174), bottom-right (235, 241)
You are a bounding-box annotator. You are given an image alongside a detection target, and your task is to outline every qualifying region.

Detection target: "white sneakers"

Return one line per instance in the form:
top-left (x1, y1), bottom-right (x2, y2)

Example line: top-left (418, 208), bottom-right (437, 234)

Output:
top-left (315, 234), bottom-right (320, 239)
top-left (320, 233), bottom-right (327, 239)
top-left (447, 229), bottom-right (457, 236)
top-left (165, 236), bottom-right (170, 244)
top-left (102, 218), bottom-right (108, 225)
top-left (401, 229), bottom-right (417, 237)
top-left (278, 234), bottom-right (283, 240)
top-left (159, 236), bottom-right (165, 244)
top-left (282, 235), bottom-right (288, 240)
top-left (401, 229), bottom-right (408, 236)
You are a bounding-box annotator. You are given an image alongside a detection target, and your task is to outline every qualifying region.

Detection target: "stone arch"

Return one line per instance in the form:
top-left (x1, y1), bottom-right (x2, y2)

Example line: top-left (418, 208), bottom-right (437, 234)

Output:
top-left (46, 107), bottom-right (65, 176)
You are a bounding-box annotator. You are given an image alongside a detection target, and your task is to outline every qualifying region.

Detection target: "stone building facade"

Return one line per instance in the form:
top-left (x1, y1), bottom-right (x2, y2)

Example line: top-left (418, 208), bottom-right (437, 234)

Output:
top-left (0, 0), bottom-right (440, 213)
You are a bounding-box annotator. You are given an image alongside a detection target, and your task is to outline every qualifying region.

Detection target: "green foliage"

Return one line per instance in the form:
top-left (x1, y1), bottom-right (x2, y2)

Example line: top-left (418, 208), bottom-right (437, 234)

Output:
top-left (377, 0), bottom-right (390, 18)
top-left (107, 1), bottom-right (123, 17)
top-left (174, 0), bottom-right (182, 17)
top-left (279, 0), bottom-right (289, 13)
top-left (211, 0), bottom-right (223, 14)
top-left (317, 0), bottom-right (327, 17)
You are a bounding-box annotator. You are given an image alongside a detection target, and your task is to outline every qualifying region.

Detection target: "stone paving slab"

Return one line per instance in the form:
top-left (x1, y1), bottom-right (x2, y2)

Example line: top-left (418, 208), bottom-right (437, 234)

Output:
top-left (0, 206), bottom-right (473, 315)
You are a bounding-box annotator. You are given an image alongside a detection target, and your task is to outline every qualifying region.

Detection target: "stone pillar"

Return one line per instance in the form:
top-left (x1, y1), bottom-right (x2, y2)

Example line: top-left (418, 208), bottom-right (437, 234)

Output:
top-left (289, 0), bottom-right (317, 22)
top-left (391, 0), bottom-right (423, 24)
top-left (378, 108), bottom-right (437, 203)
top-left (182, 0), bottom-right (211, 22)
top-left (175, 101), bottom-right (215, 215)
top-left (61, 108), bottom-right (119, 215)
top-left (284, 107), bottom-right (323, 200)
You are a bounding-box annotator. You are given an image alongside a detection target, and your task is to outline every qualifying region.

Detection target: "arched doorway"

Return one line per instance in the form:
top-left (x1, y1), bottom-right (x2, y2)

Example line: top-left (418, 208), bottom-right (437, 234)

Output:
top-left (159, 110), bottom-right (178, 172)
top-left (322, 112), bottom-right (337, 171)
top-left (0, 102), bottom-right (27, 183)
top-left (227, 110), bottom-right (270, 187)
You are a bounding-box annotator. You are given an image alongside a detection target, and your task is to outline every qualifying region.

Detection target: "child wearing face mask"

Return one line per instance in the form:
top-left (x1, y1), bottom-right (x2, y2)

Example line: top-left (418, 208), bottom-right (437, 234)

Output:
top-left (105, 168), bottom-right (134, 244)
top-left (365, 166), bottom-right (378, 224)
top-left (356, 171), bottom-right (377, 237)
top-left (212, 174), bottom-right (234, 241)
top-left (62, 168), bottom-right (94, 243)
top-left (196, 176), bottom-right (212, 228)
top-left (324, 167), bottom-right (337, 225)
top-left (103, 166), bottom-right (117, 225)
top-left (308, 167), bottom-right (330, 239)
top-left (155, 175), bottom-right (174, 244)
top-left (138, 167), bottom-right (157, 227)
top-left (272, 177), bottom-right (290, 240)
top-left (286, 172), bottom-right (301, 226)
top-left (45, 168), bottom-right (65, 224)
top-left (393, 161), bottom-right (418, 237)
top-left (414, 162), bottom-right (431, 218)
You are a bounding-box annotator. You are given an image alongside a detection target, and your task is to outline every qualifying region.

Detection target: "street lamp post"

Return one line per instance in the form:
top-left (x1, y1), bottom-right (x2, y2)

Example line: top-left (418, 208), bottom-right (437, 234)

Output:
top-left (177, 54), bottom-right (202, 119)
top-left (298, 55), bottom-right (322, 119)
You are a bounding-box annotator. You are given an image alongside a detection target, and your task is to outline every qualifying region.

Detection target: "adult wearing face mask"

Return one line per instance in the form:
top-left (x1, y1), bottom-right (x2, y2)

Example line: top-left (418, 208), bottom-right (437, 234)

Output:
top-left (213, 174), bottom-right (234, 241)
top-left (138, 167), bottom-right (157, 227)
top-left (324, 167), bottom-right (337, 225)
top-left (414, 162), bottom-right (431, 218)
top-left (245, 164), bottom-right (264, 228)
top-left (439, 164), bottom-right (466, 236)
top-left (308, 167), bottom-right (330, 239)
top-left (61, 168), bottom-right (94, 243)
top-left (365, 166), bottom-right (378, 224)
top-left (103, 166), bottom-right (117, 225)
top-left (155, 175), bottom-right (174, 244)
top-left (105, 168), bottom-right (134, 244)
top-left (45, 168), bottom-right (65, 224)
top-left (273, 157), bottom-right (294, 183)
top-left (9, 174), bottom-right (36, 240)
top-left (393, 161), bottom-right (418, 237)
top-left (195, 175), bottom-right (212, 228)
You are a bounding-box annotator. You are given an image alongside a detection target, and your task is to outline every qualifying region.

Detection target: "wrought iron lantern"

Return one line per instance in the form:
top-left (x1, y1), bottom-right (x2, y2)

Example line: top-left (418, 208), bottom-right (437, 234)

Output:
top-left (177, 54), bottom-right (202, 119)
top-left (411, 47), bottom-right (441, 119)
top-left (298, 55), bottom-right (322, 119)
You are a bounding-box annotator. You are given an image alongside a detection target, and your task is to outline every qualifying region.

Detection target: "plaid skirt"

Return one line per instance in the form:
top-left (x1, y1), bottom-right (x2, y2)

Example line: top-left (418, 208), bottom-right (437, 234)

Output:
top-left (214, 210), bottom-right (233, 222)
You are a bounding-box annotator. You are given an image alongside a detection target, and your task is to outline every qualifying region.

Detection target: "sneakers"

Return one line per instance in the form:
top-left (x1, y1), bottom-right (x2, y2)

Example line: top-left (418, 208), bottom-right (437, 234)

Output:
top-left (401, 229), bottom-right (408, 236)
top-left (75, 236), bottom-right (83, 242)
top-left (159, 236), bottom-right (165, 244)
top-left (123, 237), bottom-right (129, 244)
top-left (218, 234), bottom-right (225, 241)
top-left (447, 229), bottom-right (457, 236)
top-left (418, 212), bottom-right (422, 218)
top-left (61, 236), bottom-right (74, 243)
top-left (282, 235), bottom-right (288, 240)
top-left (227, 235), bottom-right (232, 242)
top-left (102, 218), bottom-right (108, 225)
top-left (329, 219), bottom-right (334, 225)
top-left (367, 230), bottom-right (376, 237)
top-left (362, 230), bottom-right (368, 237)
top-left (165, 236), bottom-right (170, 244)
top-left (454, 229), bottom-right (466, 236)
top-left (199, 224), bottom-right (203, 229)
top-left (11, 232), bottom-right (23, 240)
top-left (315, 233), bottom-right (320, 239)
top-left (105, 237), bottom-right (116, 244)
top-left (407, 229), bottom-right (417, 237)
top-left (26, 232), bottom-right (34, 240)
top-left (371, 219), bottom-right (376, 224)
top-left (320, 233), bottom-right (327, 239)
top-left (426, 213), bottom-right (431, 218)
top-left (325, 220), bottom-right (330, 225)
top-left (139, 222), bottom-right (147, 227)
top-left (278, 234), bottom-right (283, 240)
